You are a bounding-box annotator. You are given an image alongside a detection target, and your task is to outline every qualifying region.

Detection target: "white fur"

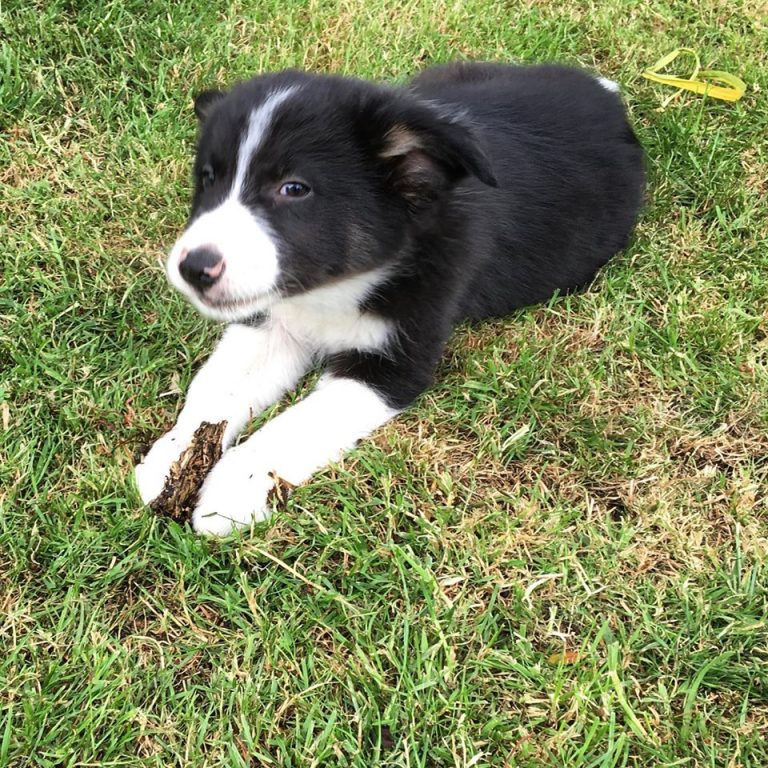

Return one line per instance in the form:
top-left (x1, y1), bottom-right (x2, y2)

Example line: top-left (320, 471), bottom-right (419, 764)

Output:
top-left (597, 76), bottom-right (620, 94)
top-left (166, 198), bottom-right (279, 321)
top-left (192, 376), bottom-right (399, 535)
top-left (273, 267), bottom-right (394, 353)
top-left (166, 88), bottom-right (299, 323)
top-left (135, 322), bottom-right (311, 504)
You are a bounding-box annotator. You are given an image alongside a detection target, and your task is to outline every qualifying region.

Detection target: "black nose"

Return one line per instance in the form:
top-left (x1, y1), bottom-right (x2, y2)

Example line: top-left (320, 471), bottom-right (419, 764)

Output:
top-left (179, 247), bottom-right (225, 291)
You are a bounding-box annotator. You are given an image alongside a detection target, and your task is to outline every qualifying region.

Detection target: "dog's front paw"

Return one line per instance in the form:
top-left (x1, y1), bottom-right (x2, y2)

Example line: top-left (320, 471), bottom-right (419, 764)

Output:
top-left (191, 446), bottom-right (275, 536)
top-left (134, 429), bottom-right (193, 505)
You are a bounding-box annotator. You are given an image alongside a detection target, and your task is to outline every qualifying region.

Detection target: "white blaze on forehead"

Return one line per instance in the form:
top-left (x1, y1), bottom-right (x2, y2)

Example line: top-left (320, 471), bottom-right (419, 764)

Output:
top-left (232, 87), bottom-right (298, 198)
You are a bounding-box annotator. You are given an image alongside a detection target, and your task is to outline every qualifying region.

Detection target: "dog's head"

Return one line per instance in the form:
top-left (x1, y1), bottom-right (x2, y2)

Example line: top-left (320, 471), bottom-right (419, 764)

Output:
top-left (167, 71), bottom-right (496, 322)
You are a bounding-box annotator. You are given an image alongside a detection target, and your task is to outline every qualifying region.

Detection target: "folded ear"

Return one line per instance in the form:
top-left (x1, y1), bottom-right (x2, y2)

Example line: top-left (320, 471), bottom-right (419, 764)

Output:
top-left (368, 96), bottom-right (497, 204)
top-left (193, 89), bottom-right (225, 121)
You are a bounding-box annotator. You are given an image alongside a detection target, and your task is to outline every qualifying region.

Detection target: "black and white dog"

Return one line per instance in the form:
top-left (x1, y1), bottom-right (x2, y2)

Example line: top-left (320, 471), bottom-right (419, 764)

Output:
top-left (135, 62), bottom-right (645, 536)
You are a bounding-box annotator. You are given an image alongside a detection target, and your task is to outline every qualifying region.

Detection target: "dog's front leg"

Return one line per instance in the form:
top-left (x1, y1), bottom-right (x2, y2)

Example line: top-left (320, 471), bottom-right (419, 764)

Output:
top-left (135, 322), bottom-right (310, 505)
top-left (191, 375), bottom-right (400, 535)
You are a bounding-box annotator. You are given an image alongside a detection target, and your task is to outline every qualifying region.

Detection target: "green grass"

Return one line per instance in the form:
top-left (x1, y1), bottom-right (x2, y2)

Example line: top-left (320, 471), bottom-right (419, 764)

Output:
top-left (2, 0), bottom-right (768, 765)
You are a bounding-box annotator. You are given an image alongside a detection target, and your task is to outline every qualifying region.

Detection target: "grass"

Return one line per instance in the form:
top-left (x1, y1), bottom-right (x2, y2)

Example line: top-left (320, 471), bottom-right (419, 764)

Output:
top-left (1, 0), bottom-right (767, 765)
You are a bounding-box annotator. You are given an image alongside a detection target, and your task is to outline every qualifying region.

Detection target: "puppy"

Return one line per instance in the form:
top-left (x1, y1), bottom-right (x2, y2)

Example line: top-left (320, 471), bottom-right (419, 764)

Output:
top-left (135, 62), bottom-right (645, 535)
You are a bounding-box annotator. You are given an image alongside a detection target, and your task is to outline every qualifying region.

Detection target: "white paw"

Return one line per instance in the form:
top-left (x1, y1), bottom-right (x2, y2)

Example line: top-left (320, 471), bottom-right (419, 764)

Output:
top-left (191, 445), bottom-right (275, 536)
top-left (134, 429), bottom-right (193, 505)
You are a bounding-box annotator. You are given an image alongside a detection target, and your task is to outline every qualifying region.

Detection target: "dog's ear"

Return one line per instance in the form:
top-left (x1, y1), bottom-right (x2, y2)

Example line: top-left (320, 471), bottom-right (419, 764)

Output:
top-left (193, 89), bottom-right (225, 121)
top-left (367, 95), bottom-right (497, 204)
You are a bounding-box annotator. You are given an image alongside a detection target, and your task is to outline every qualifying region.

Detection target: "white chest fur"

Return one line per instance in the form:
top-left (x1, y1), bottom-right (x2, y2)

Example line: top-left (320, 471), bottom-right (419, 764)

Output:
top-left (270, 267), bottom-right (394, 355)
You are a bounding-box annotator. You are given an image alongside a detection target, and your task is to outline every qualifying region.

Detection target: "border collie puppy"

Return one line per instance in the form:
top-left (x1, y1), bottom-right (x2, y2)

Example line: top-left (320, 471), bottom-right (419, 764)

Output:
top-left (135, 62), bottom-right (645, 536)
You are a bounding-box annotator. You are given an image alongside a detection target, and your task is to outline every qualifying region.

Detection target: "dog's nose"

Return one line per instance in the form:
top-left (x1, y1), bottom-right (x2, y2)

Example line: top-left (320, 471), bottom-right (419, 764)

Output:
top-left (179, 247), bottom-right (225, 291)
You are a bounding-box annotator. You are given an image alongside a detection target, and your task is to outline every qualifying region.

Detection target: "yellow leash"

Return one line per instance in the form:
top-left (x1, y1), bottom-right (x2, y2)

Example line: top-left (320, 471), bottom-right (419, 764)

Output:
top-left (641, 48), bottom-right (746, 105)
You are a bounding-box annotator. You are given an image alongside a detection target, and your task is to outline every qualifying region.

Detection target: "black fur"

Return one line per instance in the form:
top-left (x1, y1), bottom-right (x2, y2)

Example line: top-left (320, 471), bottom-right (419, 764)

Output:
top-left (191, 63), bottom-right (645, 409)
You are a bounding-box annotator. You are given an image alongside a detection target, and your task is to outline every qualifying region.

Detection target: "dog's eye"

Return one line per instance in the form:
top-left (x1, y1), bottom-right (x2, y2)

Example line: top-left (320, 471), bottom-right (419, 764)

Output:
top-left (200, 163), bottom-right (215, 190)
top-left (278, 181), bottom-right (311, 198)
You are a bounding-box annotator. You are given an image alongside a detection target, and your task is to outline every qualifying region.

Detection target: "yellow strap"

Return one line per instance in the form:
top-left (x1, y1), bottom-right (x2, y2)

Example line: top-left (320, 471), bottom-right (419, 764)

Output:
top-left (641, 48), bottom-right (746, 103)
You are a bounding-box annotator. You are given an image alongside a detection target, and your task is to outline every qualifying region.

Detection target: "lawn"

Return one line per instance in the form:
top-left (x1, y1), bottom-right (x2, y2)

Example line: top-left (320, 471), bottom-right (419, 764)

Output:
top-left (1, 0), bottom-right (767, 765)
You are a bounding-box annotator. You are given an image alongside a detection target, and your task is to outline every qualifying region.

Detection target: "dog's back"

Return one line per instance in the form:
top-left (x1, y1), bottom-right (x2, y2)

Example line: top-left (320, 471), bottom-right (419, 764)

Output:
top-left (410, 63), bottom-right (646, 320)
